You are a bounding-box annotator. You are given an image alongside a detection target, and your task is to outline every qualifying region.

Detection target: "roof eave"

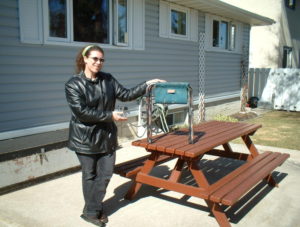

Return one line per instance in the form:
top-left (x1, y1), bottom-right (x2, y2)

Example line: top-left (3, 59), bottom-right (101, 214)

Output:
top-left (165, 0), bottom-right (276, 26)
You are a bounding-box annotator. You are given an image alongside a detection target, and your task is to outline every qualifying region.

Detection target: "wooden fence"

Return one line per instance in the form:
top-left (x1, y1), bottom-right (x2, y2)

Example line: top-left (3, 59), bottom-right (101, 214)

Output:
top-left (247, 68), bottom-right (271, 99)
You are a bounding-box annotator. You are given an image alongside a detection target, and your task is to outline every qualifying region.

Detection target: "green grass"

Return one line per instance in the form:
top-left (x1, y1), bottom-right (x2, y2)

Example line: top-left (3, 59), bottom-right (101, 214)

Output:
top-left (231, 110), bottom-right (300, 150)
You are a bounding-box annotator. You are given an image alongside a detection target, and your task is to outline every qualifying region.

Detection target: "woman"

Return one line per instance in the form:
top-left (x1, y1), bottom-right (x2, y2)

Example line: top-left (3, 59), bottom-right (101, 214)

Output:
top-left (65, 45), bottom-right (165, 226)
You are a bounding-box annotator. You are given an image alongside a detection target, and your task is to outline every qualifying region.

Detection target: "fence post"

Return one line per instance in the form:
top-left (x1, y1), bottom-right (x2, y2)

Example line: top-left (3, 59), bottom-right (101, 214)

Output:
top-left (248, 68), bottom-right (254, 99)
top-left (254, 68), bottom-right (260, 98)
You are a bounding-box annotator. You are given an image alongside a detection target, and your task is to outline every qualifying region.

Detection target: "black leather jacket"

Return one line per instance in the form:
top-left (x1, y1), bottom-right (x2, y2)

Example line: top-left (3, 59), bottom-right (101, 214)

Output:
top-left (65, 71), bottom-right (147, 154)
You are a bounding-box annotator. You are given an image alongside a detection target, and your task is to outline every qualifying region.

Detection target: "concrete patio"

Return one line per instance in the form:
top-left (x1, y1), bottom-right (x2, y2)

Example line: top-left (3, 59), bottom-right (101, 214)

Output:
top-left (0, 142), bottom-right (299, 227)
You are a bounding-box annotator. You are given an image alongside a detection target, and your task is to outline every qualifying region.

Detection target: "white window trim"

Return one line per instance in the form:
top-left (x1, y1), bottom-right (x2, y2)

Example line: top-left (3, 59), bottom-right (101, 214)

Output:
top-left (19, 0), bottom-right (43, 44)
top-left (169, 4), bottom-right (190, 41)
top-left (114, 0), bottom-right (129, 47)
top-left (229, 21), bottom-right (237, 51)
top-left (19, 0), bottom-right (144, 50)
top-left (205, 13), bottom-right (243, 54)
top-left (159, 0), bottom-right (198, 42)
top-left (43, 0), bottom-right (71, 43)
top-left (167, 110), bottom-right (185, 126)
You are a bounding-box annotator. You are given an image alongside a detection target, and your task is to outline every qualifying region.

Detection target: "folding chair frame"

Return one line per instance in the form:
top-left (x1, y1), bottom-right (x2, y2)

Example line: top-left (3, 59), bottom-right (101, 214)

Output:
top-left (146, 83), bottom-right (194, 144)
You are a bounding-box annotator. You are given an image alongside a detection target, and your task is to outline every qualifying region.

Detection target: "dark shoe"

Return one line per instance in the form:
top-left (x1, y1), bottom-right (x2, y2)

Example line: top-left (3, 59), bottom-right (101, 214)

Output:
top-left (99, 213), bottom-right (108, 224)
top-left (80, 214), bottom-right (103, 226)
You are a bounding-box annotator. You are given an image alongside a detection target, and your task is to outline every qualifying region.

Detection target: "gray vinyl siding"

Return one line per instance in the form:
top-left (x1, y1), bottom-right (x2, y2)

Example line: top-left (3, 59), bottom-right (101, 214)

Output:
top-left (243, 24), bottom-right (251, 49)
top-left (205, 52), bottom-right (241, 98)
top-left (0, 0), bottom-right (78, 133)
top-left (0, 0), bottom-right (202, 134)
top-left (204, 23), bottom-right (250, 99)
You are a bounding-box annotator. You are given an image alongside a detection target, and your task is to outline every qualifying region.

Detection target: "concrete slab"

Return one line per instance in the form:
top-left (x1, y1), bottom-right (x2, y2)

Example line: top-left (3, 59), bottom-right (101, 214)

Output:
top-left (0, 142), bottom-right (299, 227)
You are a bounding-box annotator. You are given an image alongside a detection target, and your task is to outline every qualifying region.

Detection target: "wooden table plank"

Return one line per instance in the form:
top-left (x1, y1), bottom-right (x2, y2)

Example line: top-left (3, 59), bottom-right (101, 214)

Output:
top-left (209, 152), bottom-right (280, 203)
top-left (221, 153), bottom-right (290, 206)
top-left (167, 122), bottom-right (252, 156)
top-left (155, 121), bottom-right (223, 152)
top-left (182, 124), bottom-right (261, 158)
top-left (200, 151), bottom-right (273, 200)
top-left (160, 121), bottom-right (240, 154)
top-left (134, 121), bottom-right (218, 149)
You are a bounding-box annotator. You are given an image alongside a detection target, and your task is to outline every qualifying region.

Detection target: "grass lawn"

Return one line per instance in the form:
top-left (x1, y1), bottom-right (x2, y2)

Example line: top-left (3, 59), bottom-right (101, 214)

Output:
top-left (230, 110), bottom-right (300, 150)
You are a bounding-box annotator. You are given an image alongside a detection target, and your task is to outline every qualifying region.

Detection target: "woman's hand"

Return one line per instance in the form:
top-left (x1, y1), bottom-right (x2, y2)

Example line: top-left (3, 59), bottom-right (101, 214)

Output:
top-left (112, 111), bottom-right (128, 121)
top-left (146, 79), bottom-right (166, 85)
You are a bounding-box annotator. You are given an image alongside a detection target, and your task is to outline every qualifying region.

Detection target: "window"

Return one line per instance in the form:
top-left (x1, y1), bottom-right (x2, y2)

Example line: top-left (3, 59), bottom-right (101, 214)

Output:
top-left (166, 111), bottom-right (185, 126)
top-left (48, 0), bottom-right (68, 39)
top-left (229, 23), bottom-right (237, 50)
top-left (282, 46), bottom-right (292, 68)
top-left (285, 0), bottom-right (296, 10)
top-left (19, 0), bottom-right (145, 50)
top-left (205, 14), bottom-right (242, 53)
top-left (171, 8), bottom-right (187, 37)
top-left (73, 0), bottom-right (110, 44)
top-left (159, 1), bottom-right (198, 42)
top-left (115, 0), bottom-right (128, 45)
top-left (211, 19), bottom-right (235, 50)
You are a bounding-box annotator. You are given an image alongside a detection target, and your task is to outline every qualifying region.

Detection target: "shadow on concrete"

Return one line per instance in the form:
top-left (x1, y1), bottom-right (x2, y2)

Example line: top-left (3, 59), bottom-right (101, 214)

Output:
top-left (105, 157), bottom-right (288, 225)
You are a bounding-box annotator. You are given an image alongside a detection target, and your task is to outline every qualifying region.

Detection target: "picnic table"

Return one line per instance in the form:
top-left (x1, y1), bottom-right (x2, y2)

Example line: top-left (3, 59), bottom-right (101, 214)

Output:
top-left (114, 121), bottom-right (289, 227)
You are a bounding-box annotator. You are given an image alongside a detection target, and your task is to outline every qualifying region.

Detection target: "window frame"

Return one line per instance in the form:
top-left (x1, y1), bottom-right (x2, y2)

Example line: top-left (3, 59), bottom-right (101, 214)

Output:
top-left (212, 19), bottom-right (220, 49)
top-left (44, 0), bottom-right (71, 43)
top-left (166, 111), bottom-right (185, 126)
top-left (229, 22), bottom-right (237, 51)
top-left (114, 0), bottom-right (129, 46)
top-left (282, 46), bottom-right (293, 68)
top-left (169, 4), bottom-right (190, 40)
top-left (211, 17), bottom-right (231, 51)
top-left (285, 0), bottom-right (296, 10)
top-left (159, 1), bottom-right (198, 42)
top-left (42, 0), bottom-right (134, 49)
top-left (205, 13), bottom-right (243, 54)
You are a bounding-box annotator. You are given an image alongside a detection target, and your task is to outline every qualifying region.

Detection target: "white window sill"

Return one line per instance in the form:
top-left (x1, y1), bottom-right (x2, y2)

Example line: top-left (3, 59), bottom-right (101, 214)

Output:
top-left (205, 48), bottom-right (242, 54)
top-left (43, 40), bottom-right (145, 51)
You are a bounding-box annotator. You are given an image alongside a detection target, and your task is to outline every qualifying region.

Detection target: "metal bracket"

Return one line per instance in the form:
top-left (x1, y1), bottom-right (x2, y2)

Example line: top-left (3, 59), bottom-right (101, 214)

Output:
top-left (41, 148), bottom-right (49, 162)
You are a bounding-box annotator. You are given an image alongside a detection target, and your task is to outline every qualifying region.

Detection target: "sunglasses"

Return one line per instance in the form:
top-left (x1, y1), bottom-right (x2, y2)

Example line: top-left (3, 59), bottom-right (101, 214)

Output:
top-left (89, 57), bottom-right (105, 63)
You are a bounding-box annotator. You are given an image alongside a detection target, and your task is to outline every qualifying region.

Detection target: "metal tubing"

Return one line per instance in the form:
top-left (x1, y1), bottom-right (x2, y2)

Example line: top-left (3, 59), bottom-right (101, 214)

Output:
top-left (147, 83), bottom-right (194, 144)
top-left (188, 85), bottom-right (194, 144)
top-left (146, 84), bottom-right (156, 144)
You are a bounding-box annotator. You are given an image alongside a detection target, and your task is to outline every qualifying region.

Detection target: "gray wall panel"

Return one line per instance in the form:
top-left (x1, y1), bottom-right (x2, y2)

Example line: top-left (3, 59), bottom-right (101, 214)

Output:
top-left (0, 7), bottom-right (18, 18)
top-left (205, 51), bottom-right (242, 98)
top-left (0, 0), bottom-right (247, 136)
top-left (0, 0), bottom-right (18, 8)
top-left (0, 114), bottom-right (71, 132)
top-left (0, 16), bottom-right (19, 27)
top-left (0, 91), bottom-right (66, 103)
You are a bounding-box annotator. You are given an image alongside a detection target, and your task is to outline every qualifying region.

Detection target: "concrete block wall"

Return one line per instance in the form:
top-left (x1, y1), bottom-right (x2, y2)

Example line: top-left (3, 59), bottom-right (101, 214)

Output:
top-left (115, 116), bottom-right (140, 144)
top-left (192, 98), bottom-right (241, 123)
top-left (204, 98), bottom-right (240, 121)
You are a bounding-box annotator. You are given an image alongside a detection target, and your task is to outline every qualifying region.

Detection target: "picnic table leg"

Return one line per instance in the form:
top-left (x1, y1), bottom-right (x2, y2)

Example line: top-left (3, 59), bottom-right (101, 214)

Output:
top-left (242, 135), bottom-right (278, 187)
top-left (169, 158), bottom-right (185, 182)
top-left (222, 143), bottom-right (234, 159)
top-left (241, 135), bottom-right (259, 160)
top-left (124, 152), bottom-right (160, 200)
top-left (187, 160), bottom-right (231, 227)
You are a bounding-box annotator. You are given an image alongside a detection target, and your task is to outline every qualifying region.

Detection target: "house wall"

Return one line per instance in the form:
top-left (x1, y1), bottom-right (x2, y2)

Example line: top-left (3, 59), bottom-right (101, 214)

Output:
top-left (221, 0), bottom-right (300, 69)
top-left (0, 0), bottom-right (248, 141)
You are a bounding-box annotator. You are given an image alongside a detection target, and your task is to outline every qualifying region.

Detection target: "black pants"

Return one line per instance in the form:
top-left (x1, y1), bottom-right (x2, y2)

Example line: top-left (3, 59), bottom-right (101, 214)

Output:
top-left (76, 151), bottom-right (116, 218)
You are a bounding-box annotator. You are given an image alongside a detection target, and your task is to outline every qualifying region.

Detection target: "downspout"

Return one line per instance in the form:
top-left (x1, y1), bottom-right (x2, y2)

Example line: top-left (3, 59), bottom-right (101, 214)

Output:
top-left (198, 32), bottom-right (206, 123)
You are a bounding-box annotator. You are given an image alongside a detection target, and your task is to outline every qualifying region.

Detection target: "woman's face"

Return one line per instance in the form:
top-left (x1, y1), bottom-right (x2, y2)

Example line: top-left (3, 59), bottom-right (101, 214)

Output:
top-left (84, 50), bottom-right (104, 75)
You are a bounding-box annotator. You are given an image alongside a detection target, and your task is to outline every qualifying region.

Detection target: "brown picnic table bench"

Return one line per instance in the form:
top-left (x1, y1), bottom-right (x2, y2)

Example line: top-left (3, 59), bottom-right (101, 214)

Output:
top-left (113, 121), bottom-right (290, 227)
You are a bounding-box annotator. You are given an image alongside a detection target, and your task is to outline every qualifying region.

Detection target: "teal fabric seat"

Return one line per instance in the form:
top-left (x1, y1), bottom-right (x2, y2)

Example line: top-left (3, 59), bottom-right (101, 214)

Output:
top-left (155, 82), bottom-right (189, 104)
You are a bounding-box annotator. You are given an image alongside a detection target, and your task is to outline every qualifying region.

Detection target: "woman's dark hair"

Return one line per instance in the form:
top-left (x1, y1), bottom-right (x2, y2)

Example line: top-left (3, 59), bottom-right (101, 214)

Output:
top-left (75, 45), bottom-right (105, 74)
